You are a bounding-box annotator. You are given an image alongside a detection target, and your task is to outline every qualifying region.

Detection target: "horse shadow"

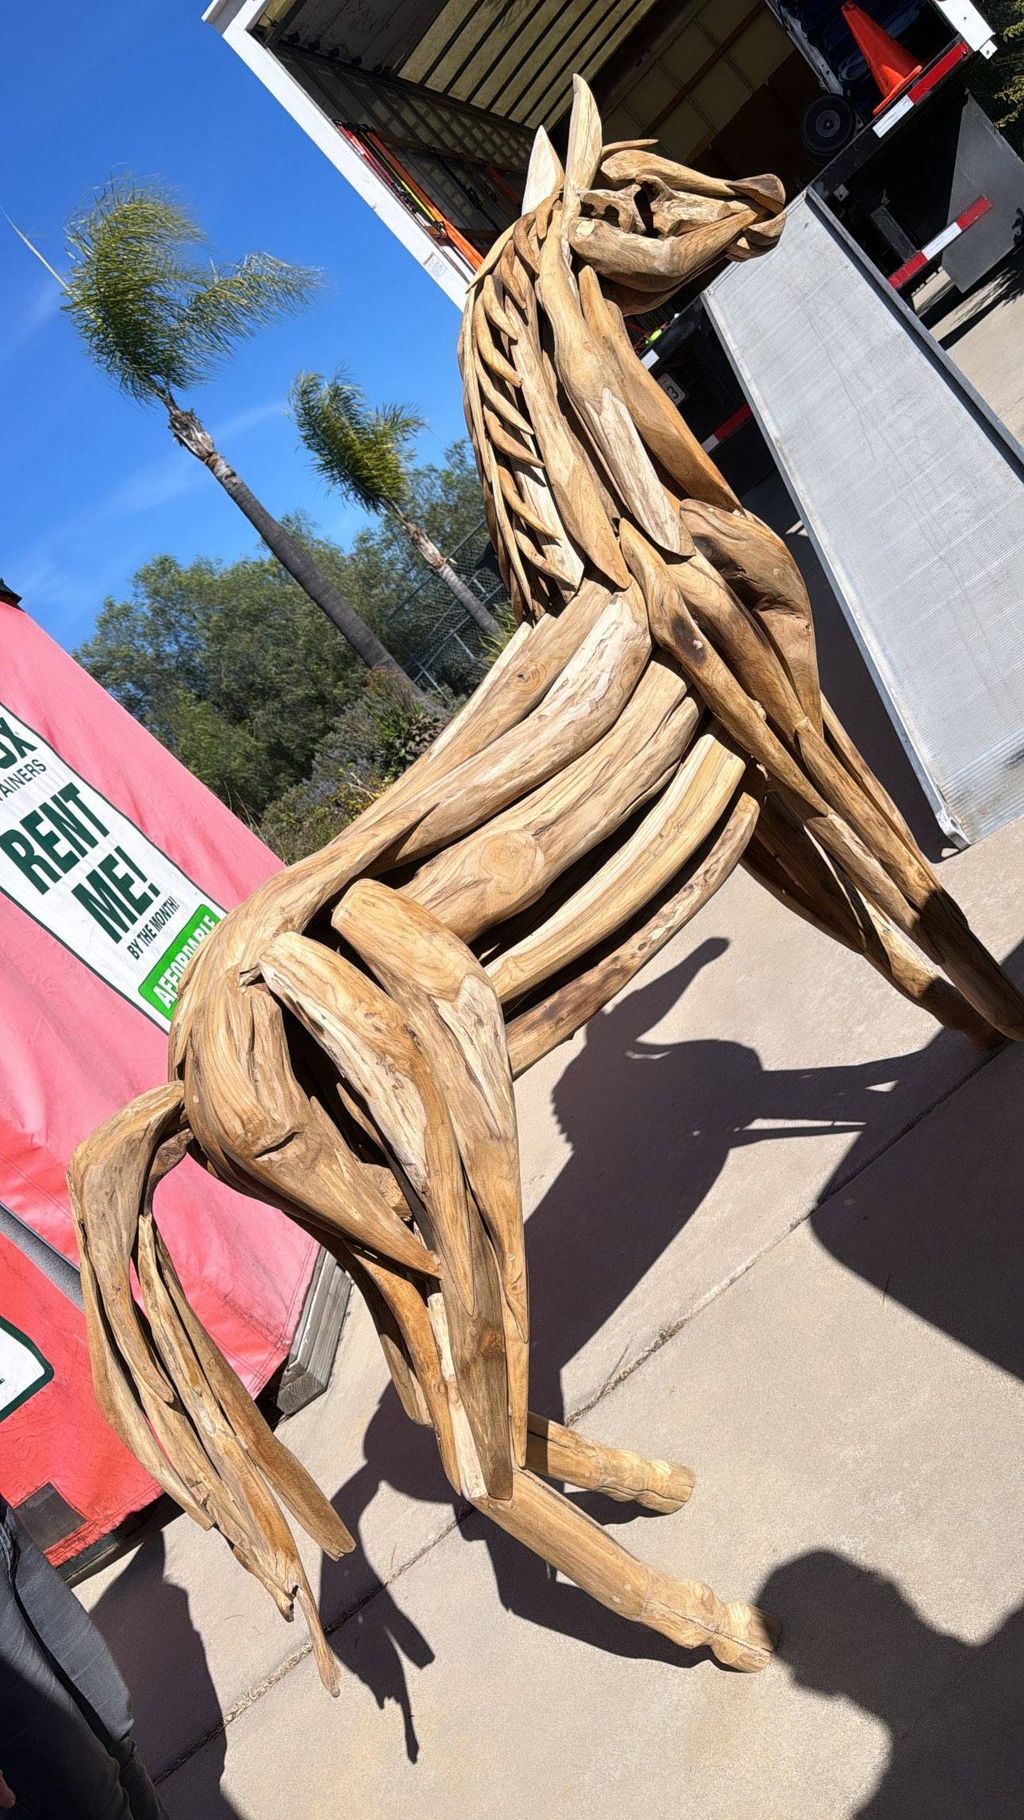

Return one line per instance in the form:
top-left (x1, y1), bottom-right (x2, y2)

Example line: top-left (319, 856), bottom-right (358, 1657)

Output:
top-left (759, 1549), bottom-right (1024, 1817)
top-left (322, 927), bottom-right (1024, 1756)
top-left (98, 920), bottom-right (1019, 1787)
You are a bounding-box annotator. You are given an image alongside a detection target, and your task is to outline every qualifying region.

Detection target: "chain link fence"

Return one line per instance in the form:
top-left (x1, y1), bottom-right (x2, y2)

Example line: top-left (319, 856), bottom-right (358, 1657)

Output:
top-left (400, 521), bottom-right (508, 694)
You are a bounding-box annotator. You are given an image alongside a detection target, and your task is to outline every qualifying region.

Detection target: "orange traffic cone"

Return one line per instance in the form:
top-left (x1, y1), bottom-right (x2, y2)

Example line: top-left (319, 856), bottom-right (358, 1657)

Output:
top-left (841, 2), bottom-right (922, 113)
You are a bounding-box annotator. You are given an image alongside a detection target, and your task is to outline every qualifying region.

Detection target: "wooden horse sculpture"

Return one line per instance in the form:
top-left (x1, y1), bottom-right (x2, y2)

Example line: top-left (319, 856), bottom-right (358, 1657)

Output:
top-left (70, 77), bottom-right (1024, 1696)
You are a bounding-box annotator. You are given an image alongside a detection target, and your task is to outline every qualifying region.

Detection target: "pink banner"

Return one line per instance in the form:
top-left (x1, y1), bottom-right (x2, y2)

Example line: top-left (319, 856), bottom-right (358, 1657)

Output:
top-left (0, 601), bottom-right (316, 1553)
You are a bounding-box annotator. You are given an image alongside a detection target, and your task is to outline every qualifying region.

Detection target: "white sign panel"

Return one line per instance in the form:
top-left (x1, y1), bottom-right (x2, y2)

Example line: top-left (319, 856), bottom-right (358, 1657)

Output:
top-left (0, 703), bottom-right (223, 1027)
top-left (0, 1317), bottom-right (53, 1421)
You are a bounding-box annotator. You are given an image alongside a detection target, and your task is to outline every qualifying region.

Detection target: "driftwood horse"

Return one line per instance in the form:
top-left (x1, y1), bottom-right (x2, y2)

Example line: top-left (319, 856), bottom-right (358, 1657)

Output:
top-left (70, 78), bottom-right (1024, 1694)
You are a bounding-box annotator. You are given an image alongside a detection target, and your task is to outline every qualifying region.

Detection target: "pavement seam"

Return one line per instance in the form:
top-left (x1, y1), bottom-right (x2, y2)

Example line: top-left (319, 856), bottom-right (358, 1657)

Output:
top-left (569, 1040), bottom-right (1000, 1420)
top-left (155, 1508), bottom-right (467, 1785)
top-left (156, 1040), bottom-right (1003, 1779)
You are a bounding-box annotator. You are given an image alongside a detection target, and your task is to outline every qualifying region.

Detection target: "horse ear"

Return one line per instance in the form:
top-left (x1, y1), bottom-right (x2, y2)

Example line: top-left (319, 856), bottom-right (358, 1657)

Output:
top-left (522, 127), bottom-right (564, 212)
top-left (564, 75), bottom-right (603, 196)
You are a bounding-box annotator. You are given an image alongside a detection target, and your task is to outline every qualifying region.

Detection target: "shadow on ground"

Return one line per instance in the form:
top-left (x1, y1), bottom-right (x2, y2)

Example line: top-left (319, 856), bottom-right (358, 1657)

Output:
top-left (88, 1532), bottom-right (243, 1818)
top-left (104, 915), bottom-right (1023, 1802)
top-left (922, 239), bottom-right (1024, 354)
top-left (318, 931), bottom-right (1024, 1773)
top-left (760, 1550), bottom-right (1024, 1817)
top-left (812, 1015), bottom-right (1024, 1382)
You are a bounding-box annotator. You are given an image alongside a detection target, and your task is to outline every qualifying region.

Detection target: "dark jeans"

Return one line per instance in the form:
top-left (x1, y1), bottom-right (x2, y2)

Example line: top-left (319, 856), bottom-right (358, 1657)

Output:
top-left (0, 1501), bottom-right (167, 1820)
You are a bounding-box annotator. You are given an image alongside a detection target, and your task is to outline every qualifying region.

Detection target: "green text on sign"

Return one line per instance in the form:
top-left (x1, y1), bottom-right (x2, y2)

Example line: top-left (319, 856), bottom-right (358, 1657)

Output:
top-left (138, 904), bottom-right (221, 1019)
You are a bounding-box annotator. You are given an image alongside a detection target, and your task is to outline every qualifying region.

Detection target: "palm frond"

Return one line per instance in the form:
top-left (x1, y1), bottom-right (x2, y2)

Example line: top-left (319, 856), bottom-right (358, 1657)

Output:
top-left (177, 253), bottom-right (319, 366)
top-left (62, 180), bottom-right (319, 403)
top-left (375, 401), bottom-right (427, 447)
top-left (291, 369), bottom-right (423, 514)
top-left (5, 214), bottom-right (68, 289)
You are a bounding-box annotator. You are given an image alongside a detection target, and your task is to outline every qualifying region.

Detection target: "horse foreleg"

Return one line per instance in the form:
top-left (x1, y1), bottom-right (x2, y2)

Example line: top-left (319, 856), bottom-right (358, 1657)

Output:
top-left (525, 1412), bottom-right (694, 1513)
top-left (475, 1467), bottom-right (776, 1671)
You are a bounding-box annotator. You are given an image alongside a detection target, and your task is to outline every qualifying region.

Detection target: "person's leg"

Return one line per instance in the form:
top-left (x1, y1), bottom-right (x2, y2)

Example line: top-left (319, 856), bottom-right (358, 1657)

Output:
top-left (0, 1505), bottom-right (166, 1820)
top-left (114, 1745), bottom-right (169, 1820)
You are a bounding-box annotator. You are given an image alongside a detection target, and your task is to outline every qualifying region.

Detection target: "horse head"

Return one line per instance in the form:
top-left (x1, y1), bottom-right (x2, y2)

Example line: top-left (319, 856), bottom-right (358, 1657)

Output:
top-left (524, 75), bottom-right (785, 313)
top-left (459, 76), bottom-right (786, 621)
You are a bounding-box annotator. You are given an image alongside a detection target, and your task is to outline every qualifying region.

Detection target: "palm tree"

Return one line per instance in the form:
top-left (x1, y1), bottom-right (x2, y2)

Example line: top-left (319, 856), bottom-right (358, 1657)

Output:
top-left (55, 181), bottom-right (430, 703)
top-left (291, 371), bottom-right (500, 636)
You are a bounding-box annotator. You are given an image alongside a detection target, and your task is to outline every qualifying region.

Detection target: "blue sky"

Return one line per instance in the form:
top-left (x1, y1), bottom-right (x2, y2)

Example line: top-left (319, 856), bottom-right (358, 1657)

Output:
top-left (0, 0), bottom-right (468, 652)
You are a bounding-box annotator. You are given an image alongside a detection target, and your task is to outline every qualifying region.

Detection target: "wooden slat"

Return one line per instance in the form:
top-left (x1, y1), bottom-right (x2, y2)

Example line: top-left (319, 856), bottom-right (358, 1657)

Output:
top-left (70, 74), bottom-right (1024, 1719)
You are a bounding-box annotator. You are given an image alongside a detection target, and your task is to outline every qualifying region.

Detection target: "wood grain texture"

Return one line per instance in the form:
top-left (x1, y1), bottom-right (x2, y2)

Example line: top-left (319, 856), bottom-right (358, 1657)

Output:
top-left (70, 73), bottom-right (1022, 1708)
top-left (525, 1412), bottom-right (695, 1512)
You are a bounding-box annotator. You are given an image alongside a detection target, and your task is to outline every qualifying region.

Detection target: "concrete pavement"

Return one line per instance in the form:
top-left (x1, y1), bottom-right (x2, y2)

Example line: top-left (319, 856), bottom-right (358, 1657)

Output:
top-left (77, 483), bottom-right (1024, 1819)
top-left (929, 250), bottom-right (1024, 444)
top-left (159, 1043), bottom-right (1024, 1820)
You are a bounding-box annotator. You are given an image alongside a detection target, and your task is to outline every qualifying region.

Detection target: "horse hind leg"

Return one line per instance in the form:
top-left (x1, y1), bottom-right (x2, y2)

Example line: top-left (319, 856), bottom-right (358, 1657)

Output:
top-left (745, 794), bottom-right (1004, 1047)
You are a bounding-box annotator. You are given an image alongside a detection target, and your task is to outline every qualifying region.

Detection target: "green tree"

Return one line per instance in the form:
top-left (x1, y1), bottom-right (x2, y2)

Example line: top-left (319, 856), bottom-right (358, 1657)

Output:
top-left (969, 2), bottom-right (1024, 152)
top-left (259, 671), bottom-right (448, 863)
top-left (292, 370), bottom-right (500, 635)
top-left (76, 446), bottom-right (507, 842)
top-left (77, 546), bottom-right (363, 819)
top-left (58, 181), bottom-right (429, 700)
top-left (342, 441), bottom-right (506, 673)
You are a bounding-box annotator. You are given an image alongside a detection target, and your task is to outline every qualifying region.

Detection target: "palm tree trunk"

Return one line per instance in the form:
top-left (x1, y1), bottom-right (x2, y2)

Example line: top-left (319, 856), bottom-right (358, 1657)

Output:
top-left (394, 509), bottom-right (500, 636)
top-left (165, 402), bottom-right (435, 710)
